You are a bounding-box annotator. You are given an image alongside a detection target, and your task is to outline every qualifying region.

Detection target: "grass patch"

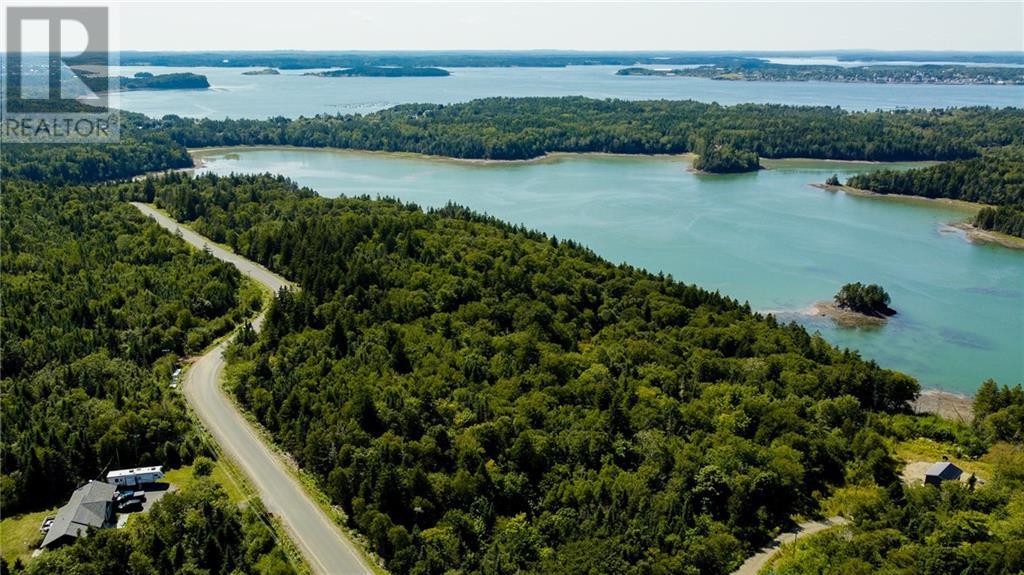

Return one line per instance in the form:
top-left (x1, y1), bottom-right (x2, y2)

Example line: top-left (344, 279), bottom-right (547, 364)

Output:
top-left (895, 437), bottom-right (993, 480)
top-left (821, 485), bottom-right (886, 518)
top-left (163, 460), bottom-right (247, 505)
top-left (1, 507), bottom-right (55, 566)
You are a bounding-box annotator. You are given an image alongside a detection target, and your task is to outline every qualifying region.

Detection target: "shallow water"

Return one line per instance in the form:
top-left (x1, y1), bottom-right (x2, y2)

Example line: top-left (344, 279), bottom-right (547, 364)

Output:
top-left (196, 148), bottom-right (1024, 394)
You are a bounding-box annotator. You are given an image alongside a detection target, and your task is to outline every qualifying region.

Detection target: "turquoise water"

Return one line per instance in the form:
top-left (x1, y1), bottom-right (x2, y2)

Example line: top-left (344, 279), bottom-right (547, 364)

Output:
top-left (112, 65), bottom-right (1024, 119)
top-left (196, 148), bottom-right (1024, 394)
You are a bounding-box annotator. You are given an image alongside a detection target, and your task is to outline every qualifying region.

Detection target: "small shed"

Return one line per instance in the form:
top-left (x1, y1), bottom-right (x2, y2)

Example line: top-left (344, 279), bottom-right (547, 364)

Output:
top-left (925, 461), bottom-right (962, 486)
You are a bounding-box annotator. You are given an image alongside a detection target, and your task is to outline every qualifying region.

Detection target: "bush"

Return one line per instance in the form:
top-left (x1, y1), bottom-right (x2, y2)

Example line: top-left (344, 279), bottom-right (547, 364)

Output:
top-left (193, 456), bottom-right (215, 477)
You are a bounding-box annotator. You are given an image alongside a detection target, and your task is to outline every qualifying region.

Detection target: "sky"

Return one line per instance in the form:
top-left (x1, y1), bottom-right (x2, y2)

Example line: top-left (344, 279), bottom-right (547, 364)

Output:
top-left (5, 1), bottom-right (1024, 53)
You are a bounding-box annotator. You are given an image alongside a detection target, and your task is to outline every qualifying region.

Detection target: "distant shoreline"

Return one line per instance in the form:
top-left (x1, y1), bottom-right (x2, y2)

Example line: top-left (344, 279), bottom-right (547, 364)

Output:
top-left (189, 145), bottom-right (695, 166)
top-left (811, 182), bottom-right (982, 211)
top-left (190, 145), bottom-right (945, 170)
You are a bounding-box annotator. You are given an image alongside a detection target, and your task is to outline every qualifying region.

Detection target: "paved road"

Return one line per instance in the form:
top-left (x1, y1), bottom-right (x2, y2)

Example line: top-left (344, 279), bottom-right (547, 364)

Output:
top-left (133, 203), bottom-right (373, 575)
top-left (730, 517), bottom-right (847, 575)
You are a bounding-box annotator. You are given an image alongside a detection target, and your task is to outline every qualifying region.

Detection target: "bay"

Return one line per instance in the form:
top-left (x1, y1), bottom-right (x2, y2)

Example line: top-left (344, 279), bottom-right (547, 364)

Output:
top-left (195, 147), bottom-right (1024, 395)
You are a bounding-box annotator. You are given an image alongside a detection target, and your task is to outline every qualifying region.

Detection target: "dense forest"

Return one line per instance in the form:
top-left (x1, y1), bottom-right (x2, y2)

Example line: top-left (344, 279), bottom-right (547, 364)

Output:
top-left (3, 92), bottom-right (1021, 574)
top-left (0, 179), bottom-right (261, 513)
top-left (12, 477), bottom-right (296, 575)
top-left (845, 146), bottom-right (1024, 206)
top-left (691, 142), bottom-right (761, 173)
top-left (974, 206), bottom-right (1024, 238)
top-left (159, 98), bottom-right (1024, 171)
top-left (118, 172), bottom-right (942, 575)
top-left (0, 108), bottom-right (191, 183)
top-left (617, 64), bottom-right (1024, 85)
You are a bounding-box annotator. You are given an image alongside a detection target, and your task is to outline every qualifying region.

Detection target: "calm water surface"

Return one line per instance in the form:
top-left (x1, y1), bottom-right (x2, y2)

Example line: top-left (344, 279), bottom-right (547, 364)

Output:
top-left (196, 148), bottom-right (1024, 394)
top-left (112, 65), bottom-right (1024, 119)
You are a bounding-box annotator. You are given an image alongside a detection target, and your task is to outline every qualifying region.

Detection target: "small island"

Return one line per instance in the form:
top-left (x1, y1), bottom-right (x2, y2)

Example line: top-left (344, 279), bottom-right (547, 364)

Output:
top-left (812, 282), bottom-right (896, 327)
top-left (81, 72), bottom-right (210, 93)
top-left (692, 143), bottom-right (761, 174)
top-left (305, 66), bottom-right (450, 78)
top-left (242, 68), bottom-right (281, 76)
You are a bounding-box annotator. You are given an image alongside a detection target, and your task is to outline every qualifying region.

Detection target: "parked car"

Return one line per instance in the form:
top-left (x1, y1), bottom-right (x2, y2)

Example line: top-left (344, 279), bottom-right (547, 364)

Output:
top-left (40, 516), bottom-right (55, 532)
top-left (116, 497), bottom-right (144, 512)
top-left (115, 490), bottom-right (145, 504)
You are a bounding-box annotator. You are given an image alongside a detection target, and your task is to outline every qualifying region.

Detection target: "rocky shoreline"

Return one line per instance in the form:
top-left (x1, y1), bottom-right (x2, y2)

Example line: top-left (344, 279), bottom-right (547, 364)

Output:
top-left (808, 300), bottom-right (890, 328)
top-left (913, 390), bottom-right (974, 422)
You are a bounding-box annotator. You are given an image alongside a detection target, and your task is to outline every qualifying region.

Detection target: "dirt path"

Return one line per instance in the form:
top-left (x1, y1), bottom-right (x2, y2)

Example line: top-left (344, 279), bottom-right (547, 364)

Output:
top-left (730, 517), bottom-right (847, 575)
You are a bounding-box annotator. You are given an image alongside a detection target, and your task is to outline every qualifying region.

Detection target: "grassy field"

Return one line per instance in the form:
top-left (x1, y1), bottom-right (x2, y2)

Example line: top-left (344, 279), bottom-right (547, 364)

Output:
top-left (895, 437), bottom-right (995, 481)
top-left (1, 507), bottom-right (55, 566)
top-left (162, 459), bottom-right (247, 505)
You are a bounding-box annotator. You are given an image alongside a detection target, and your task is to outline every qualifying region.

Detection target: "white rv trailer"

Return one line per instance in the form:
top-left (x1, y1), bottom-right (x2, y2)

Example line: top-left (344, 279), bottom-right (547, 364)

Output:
top-left (105, 466), bottom-right (164, 488)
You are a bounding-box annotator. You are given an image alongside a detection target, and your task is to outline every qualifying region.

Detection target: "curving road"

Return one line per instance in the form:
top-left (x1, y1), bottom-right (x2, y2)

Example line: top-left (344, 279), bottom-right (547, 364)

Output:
top-left (730, 517), bottom-right (847, 575)
top-left (133, 203), bottom-right (374, 575)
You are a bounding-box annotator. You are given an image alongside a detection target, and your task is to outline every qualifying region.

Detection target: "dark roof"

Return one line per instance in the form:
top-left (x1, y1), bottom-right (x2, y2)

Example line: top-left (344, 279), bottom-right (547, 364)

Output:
top-left (41, 481), bottom-right (116, 548)
top-left (925, 461), bottom-right (963, 481)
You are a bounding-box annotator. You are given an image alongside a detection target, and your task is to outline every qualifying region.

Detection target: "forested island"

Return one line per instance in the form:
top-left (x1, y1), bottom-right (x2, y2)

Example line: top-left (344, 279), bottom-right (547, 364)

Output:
top-left (844, 146), bottom-right (1024, 239)
top-left (617, 64), bottom-right (1024, 85)
top-left (80, 72), bottom-right (210, 93)
top-left (242, 67), bottom-right (280, 75)
top-left (691, 142), bottom-right (761, 173)
top-left (305, 66), bottom-right (450, 77)
top-left (151, 97), bottom-right (1023, 175)
top-left (809, 283), bottom-right (895, 328)
top-left (834, 283), bottom-right (895, 317)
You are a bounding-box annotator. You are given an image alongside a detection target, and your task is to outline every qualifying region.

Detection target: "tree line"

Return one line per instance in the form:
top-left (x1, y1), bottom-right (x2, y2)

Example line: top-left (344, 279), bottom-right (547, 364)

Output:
top-left (156, 98), bottom-right (1024, 171)
top-left (118, 172), bottom-right (941, 575)
top-left (0, 108), bottom-right (191, 184)
top-left (845, 146), bottom-right (1024, 206)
